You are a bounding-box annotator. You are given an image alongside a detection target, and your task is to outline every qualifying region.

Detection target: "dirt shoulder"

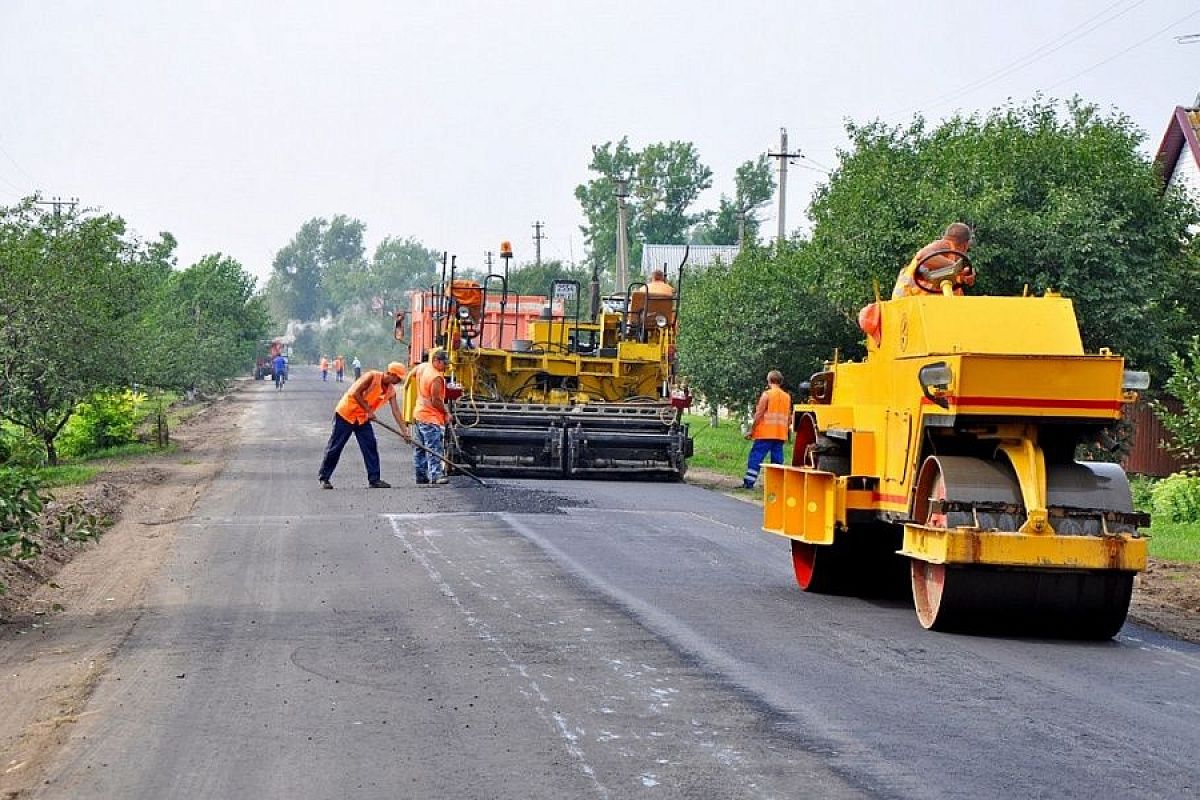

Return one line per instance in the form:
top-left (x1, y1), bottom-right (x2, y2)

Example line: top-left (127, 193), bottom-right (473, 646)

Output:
top-left (0, 384), bottom-right (251, 798)
top-left (686, 466), bottom-right (1200, 645)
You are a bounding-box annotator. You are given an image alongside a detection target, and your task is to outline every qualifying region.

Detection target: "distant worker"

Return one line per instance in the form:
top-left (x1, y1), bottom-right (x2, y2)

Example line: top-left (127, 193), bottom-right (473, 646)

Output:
top-left (334, 355), bottom-right (345, 383)
top-left (352, 356), bottom-right (362, 380)
top-left (412, 350), bottom-right (451, 486)
top-left (644, 268), bottom-right (675, 297)
top-left (317, 362), bottom-right (407, 490)
top-left (892, 222), bottom-right (975, 299)
top-left (742, 370), bottom-right (791, 490)
top-left (320, 355), bottom-right (330, 382)
top-left (272, 352), bottom-right (288, 392)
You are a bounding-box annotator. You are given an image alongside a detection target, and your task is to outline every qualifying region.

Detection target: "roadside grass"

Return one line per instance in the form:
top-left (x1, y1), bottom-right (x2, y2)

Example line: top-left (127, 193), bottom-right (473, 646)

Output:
top-left (684, 414), bottom-right (752, 477)
top-left (684, 421), bottom-right (1200, 565)
top-left (1147, 522), bottom-right (1200, 563)
top-left (36, 464), bottom-right (101, 488)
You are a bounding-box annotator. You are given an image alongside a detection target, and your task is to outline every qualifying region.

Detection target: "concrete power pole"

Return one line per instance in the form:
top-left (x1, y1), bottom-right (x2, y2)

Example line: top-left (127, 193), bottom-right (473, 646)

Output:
top-left (614, 177), bottom-right (631, 292)
top-left (532, 220), bottom-right (545, 266)
top-left (768, 128), bottom-right (802, 246)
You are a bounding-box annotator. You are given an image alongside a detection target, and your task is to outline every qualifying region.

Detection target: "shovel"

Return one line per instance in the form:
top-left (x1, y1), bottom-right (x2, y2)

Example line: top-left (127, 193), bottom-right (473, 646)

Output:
top-left (371, 418), bottom-right (490, 488)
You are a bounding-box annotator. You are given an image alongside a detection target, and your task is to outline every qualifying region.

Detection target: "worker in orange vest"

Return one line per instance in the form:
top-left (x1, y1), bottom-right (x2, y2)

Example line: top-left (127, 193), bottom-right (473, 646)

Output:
top-left (317, 362), bottom-right (407, 489)
top-left (644, 268), bottom-right (675, 297)
top-left (892, 222), bottom-right (974, 299)
top-left (742, 370), bottom-right (791, 489)
top-left (320, 356), bottom-right (330, 382)
top-left (334, 355), bottom-right (345, 383)
top-left (412, 351), bottom-right (451, 486)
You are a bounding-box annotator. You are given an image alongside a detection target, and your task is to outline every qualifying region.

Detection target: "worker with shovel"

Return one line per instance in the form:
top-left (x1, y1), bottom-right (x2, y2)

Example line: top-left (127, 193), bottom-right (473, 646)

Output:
top-left (317, 361), bottom-right (407, 489)
top-left (407, 350), bottom-right (451, 486)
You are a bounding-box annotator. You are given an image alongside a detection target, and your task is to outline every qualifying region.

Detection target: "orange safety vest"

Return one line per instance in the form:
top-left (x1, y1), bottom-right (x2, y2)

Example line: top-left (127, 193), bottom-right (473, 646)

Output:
top-left (414, 366), bottom-right (448, 426)
top-left (335, 371), bottom-right (395, 425)
top-left (750, 385), bottom-right (791, 441)
top-left (334, 357), bottom-right (344, 372)
top-left (320, 357), bottom-right (329, 370)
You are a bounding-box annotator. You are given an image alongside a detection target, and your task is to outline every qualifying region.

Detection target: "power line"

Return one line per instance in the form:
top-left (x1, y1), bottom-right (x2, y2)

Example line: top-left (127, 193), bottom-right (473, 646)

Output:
top-left (889, 0), bottom-right (1144, 118)
top-left (1045, 6), bottom-right (1200, 90)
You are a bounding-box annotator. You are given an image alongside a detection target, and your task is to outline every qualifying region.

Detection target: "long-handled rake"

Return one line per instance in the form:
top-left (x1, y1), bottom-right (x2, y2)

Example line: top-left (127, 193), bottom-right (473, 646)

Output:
top-left (371, 418), bottom-right (490, 488)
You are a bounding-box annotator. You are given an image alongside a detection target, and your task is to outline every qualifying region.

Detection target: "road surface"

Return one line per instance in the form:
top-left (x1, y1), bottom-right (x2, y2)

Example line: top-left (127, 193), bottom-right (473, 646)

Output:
top-left (34, 367), bottom-right (1200, 799)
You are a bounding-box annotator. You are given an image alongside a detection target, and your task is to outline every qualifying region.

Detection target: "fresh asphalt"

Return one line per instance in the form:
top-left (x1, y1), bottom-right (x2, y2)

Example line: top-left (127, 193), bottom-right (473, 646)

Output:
top-left (34, 366), bottom-right (1200, 799)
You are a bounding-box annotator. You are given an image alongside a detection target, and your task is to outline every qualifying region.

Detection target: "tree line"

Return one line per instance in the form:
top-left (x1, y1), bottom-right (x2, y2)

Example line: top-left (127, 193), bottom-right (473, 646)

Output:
top-left (679, 98), bottom-right (1200, 414)
top-left (0, 199), bottom-right (267, 464)
top-left (264, 96), bottom-right (1200, 428)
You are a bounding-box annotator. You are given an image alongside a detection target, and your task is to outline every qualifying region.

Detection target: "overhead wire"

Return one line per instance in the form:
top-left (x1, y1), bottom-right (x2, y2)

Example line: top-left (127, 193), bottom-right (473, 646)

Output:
top-left (1043, 6), bottom-right (1200, 91)
top-left (887, 0), bottom-right (1145, 118)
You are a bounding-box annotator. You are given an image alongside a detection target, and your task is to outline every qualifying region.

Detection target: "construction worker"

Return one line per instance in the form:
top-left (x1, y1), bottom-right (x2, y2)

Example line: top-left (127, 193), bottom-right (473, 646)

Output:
top-left (412, 350), bottom-right (450, 486)
top-left (892, 222), bottom-right (975, 299)
top-left (334, 355), bottom-right (345, 383)
top-left (644, 268), bottom-right (675, 297)
top-left (317, 362), bottom-right (407, 490)
top-left (320, 355), bottom-right (330, 382)
top-left (742, 370), bottom-right (791, 489)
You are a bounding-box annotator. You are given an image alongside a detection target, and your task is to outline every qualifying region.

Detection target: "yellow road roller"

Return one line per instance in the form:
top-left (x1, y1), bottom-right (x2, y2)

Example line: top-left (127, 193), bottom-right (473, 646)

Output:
top-left (762, 256), bottom-right (1150, 637)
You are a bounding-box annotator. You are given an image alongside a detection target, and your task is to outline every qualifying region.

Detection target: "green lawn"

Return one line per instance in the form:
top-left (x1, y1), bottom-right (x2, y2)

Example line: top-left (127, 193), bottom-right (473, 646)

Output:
top-left (1147, 522), bottom-right (1200, 563)
top-left (684, 414), bottom-right (754, 477)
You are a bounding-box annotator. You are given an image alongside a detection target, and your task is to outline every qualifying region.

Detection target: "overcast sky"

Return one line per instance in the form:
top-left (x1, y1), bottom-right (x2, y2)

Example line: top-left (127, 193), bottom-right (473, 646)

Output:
top-left (2, 0), bottom-right (1198, 286)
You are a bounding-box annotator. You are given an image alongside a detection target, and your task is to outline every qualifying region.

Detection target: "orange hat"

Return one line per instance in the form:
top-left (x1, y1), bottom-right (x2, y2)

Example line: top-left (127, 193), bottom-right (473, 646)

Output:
top-left (386, 361), bottom-right (406, 379)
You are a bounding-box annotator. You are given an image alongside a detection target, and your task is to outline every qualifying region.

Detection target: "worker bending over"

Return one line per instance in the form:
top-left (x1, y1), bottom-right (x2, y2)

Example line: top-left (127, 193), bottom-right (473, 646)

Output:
top-left (317, 362), bottom-right (406, 489)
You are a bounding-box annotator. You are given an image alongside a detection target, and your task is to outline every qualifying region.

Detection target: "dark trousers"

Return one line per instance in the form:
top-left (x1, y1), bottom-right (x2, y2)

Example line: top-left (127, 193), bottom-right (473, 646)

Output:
top-left (318, 413), bottom-right (381, 483)
top-left (743, 439), bottom-right (785, 487)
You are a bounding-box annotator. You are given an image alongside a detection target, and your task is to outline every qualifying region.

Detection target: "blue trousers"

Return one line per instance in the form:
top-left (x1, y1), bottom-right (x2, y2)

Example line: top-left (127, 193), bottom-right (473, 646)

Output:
top-left (318, 413), bottom-right (381, 483)
top-left (743, 439), bottom-right (785, 488)
top-left (413, 422), bottom-right (445, 482)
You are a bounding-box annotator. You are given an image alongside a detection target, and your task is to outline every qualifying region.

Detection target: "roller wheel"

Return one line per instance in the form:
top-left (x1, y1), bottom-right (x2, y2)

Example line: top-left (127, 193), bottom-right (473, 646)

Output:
top-left (908, 455), bottom-right (1135, 638)
top-left (791, 539), bottom-right (848, 594)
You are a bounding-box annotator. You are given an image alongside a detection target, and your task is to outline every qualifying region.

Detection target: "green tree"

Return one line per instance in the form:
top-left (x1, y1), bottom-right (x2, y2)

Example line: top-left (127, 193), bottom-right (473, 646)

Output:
top-left (269, 215), bottom-right (367, 320)
top-left (0, 200), bottom-right (147, 464)
top-left (678, 243), bottom-right (859, 414)
top-left (370, 236), bottom-right (440, 309)
top-left (807, 97), bottom-right (1199, 378)
top-left (575, 138), bottom-right (712, 288)
top-left (694, 155), bottom-right (776, 245)
top-left (503, 259), bottom-right (591, 297)
top-left (140, 254), bottom-right (268, 394)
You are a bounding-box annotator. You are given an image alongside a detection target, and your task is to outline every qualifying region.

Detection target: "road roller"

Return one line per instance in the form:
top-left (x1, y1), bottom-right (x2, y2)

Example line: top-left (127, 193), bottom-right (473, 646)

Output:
top-left (762, 253), bottom-right (1150, 638)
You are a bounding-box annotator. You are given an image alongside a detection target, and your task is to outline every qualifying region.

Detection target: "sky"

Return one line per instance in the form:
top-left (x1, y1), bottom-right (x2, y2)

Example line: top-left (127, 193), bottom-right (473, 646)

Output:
top-left (1, 0), bottom-right (1198, 287)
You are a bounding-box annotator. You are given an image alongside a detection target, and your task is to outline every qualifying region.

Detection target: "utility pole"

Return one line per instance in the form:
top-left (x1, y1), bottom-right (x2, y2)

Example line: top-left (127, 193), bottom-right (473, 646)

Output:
top-left (34, 196), bottom-right (79, 220)
top-left (768, 128), bottom-right (801, 246)
top-left (737, 210), bottom-right (747, 247)
top-left (485, 251), bottom-right (494, 273)
top-left (614, 177), bottom-right (630, 292)
top-left (532, 220), bottom-right (545, 266)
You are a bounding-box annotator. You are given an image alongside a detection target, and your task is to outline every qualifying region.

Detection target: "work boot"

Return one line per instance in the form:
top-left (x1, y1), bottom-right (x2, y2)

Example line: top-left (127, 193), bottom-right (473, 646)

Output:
top-left (432, 476), bottom-right (449, 485)
top-left (369, 479), bottom-right (392, 489)
top-left (320, 479), bottom-right (333, 490)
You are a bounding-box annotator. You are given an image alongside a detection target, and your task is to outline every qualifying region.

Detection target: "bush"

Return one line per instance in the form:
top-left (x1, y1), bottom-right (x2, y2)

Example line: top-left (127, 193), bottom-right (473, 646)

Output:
top-left (0, 424), bottom-right (47, 468)
top-left (1130, 475), bottom-right (1156, 514)
top-left (0, 467), bottom-right (46, 572)
top-left (1157, 337), bottom-right (1200, 467)
top-left (1150, 472), bottom-right (1200, 523)
top-left (57, 390), bottom-right (142, 459)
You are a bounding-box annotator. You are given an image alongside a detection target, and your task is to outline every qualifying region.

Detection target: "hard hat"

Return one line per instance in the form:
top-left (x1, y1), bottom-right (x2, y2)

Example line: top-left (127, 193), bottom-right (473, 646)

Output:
top-left (387, 361), bottom-right (406, 379)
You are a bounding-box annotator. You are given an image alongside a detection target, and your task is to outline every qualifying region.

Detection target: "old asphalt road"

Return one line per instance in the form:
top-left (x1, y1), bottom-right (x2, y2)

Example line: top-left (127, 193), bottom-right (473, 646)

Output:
top-left (31, 366), bottom-right (1200, 799)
